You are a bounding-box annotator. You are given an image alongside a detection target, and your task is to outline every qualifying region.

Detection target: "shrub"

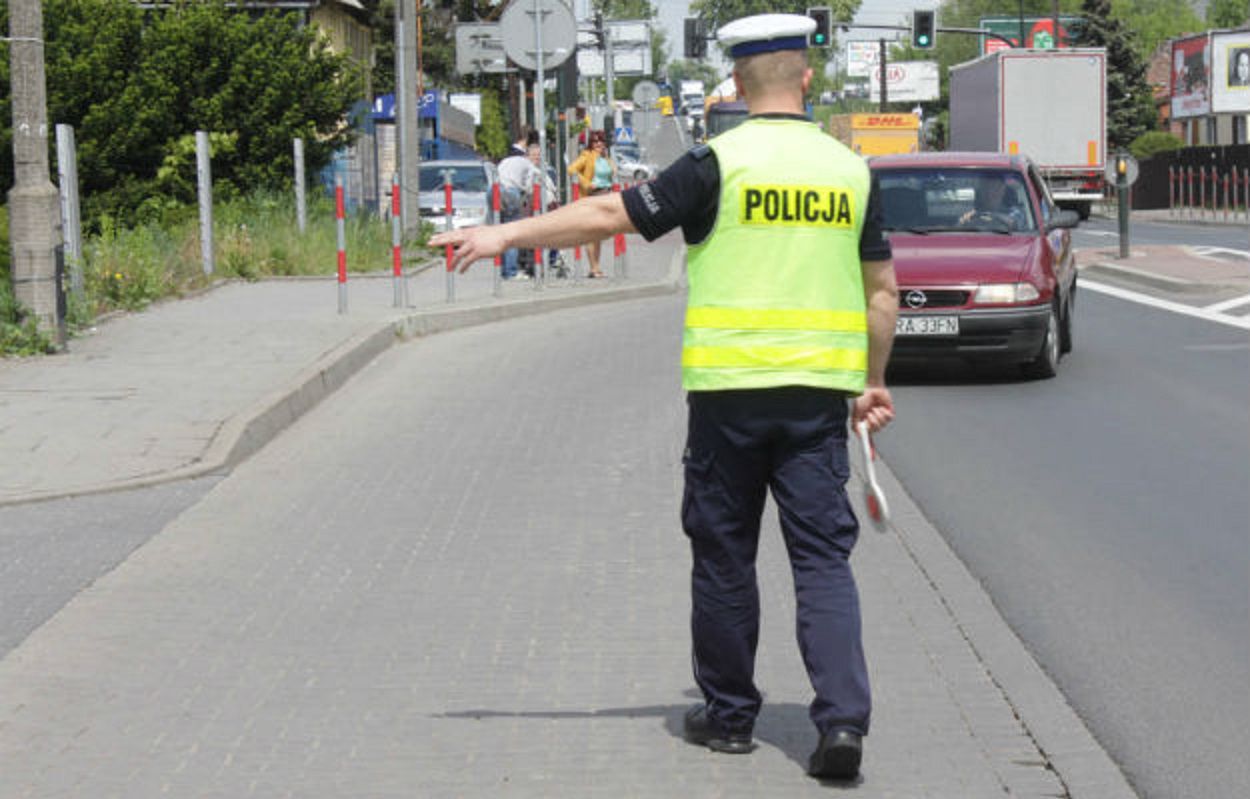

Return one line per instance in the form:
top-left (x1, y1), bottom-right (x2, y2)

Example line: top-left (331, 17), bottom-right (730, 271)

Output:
top-left (1130, 131), bottom-right (1184, 161)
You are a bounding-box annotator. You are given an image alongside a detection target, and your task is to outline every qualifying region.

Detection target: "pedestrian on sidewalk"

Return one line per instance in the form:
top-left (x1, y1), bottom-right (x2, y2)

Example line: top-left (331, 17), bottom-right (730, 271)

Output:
top-left (431, 12), bottom-right (897, 783)
top-left (567, 131), bottom-right (617, 278)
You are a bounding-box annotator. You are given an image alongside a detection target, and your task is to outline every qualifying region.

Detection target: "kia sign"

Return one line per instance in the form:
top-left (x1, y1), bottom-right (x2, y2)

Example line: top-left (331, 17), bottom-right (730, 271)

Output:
top-left (867, 61), bottom-right (940, 103)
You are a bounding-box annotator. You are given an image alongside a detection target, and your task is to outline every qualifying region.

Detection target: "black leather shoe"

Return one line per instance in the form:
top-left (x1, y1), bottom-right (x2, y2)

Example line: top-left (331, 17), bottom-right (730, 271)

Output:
top-left (683, 705), bottom-right (755, 754)
top-left (808, 728), bottom-right (862, 780)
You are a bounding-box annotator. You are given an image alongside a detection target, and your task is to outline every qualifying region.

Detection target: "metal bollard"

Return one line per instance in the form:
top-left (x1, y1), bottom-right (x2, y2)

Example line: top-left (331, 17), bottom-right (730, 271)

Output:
top-left (391, 173), bottom-right (406, 308)
top-left (1224, 171), bottom-right (1230, 221)
top-left (1168, 166), bottom-right (1175, 217)
top-left (571, 183), bottom-right (583, 281)
top-left (443, 171), bottom-right (455, 303)
top-left (611, 183), bottom-right (623, 279)
top-left (1187, 166), bottom-right (1194, 219)
top-left (335, 176), bottom-right (347, 314)
top-left (532, 176), bottom-right (544, 290)
top-left (491, 182), bottom-right (502, 297)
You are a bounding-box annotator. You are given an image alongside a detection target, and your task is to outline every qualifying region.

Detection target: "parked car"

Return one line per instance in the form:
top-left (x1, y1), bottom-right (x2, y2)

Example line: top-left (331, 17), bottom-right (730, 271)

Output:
top-left (418, 159), bottom-right (497, 230)
top-left (870, 152), bottom-right (1081, 378)
top-left (612, 142), bottom-right (657, 181)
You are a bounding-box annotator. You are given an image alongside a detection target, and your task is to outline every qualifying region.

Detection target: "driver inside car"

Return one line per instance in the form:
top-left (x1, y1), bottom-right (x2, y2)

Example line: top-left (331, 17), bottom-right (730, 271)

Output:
top-left (959, 175), bottom-right (1029, 231)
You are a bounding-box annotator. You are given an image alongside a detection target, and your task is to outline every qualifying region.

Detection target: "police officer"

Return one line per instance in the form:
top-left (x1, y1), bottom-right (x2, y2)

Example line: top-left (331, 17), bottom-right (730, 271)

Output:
top-left (432, 12), bottom-right (897, 783)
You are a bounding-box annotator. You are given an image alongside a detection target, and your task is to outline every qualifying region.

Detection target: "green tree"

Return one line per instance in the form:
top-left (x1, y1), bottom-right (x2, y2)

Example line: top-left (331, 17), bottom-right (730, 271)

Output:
top-left (475, 88), bottom-right (510, 159)
top-left (0, 0), bottom-right (360, 227)
top-left (1075, 0), bottom-right (1158, 150)
top-left (666, 59), bottom-right (722, 89)
top-left (1207, 0), bottom-right (1250, 28)
top-left (1110, 0), bottom-right (1203, 58)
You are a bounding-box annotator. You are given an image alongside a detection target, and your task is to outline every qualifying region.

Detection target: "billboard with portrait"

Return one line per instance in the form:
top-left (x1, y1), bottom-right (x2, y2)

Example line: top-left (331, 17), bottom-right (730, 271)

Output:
top-left (1171, 34), bottom-right (1211, 118)
top-left (1211, 30), bottom-right (1250, 113)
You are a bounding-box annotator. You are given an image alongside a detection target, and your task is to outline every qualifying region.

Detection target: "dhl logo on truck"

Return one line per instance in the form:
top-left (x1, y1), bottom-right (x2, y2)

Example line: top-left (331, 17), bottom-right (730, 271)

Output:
top-left (853, 114), bottom-right (920, 130)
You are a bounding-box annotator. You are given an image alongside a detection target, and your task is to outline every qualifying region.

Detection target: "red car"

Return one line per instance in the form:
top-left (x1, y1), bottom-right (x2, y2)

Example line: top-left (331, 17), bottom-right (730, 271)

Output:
top-left (871, 152), bottom-right (1081, 378)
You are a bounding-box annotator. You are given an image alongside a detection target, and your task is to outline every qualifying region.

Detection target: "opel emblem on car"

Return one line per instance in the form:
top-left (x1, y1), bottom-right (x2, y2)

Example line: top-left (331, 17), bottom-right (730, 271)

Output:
top-left (905, 290), bottom-right (928, 309)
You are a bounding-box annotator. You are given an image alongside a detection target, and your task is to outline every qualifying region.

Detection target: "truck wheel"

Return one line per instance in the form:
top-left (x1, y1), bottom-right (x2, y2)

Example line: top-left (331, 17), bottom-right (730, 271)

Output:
top-left (1076, 202), bottom-right (1091, 221)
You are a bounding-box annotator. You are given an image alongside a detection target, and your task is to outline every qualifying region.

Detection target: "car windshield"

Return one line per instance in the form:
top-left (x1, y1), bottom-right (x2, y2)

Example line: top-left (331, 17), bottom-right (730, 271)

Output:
top-left (615, 144), bottom-right (640, 162)
top-left (874, 168), bottom-right (1037, 233)
top-left (419, 164), bottom-right (490, 193)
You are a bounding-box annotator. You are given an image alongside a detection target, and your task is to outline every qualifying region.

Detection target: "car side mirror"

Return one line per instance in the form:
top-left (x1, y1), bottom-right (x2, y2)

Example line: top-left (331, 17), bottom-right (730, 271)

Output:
top-left (1047, 209), bottom-right (1081, 231)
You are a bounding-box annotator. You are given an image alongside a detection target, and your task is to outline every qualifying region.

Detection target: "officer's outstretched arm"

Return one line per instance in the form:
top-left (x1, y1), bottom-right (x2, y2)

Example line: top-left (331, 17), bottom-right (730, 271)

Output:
top-left (855, 258), bottom-right (898, 431)
top-left (431, 193), bottom-right (636, 273)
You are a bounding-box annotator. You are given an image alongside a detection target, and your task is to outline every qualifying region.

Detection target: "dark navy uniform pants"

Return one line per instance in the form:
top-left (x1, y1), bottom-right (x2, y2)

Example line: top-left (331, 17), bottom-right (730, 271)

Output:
top-left (681, 387), bottom-right (870, 737)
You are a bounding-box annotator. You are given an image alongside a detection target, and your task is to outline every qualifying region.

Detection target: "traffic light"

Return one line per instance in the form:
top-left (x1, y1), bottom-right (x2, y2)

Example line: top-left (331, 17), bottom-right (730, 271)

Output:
top-left (912, 9), bottom-right (936, 49)
top-left (684, 18), bottom-right (707, 59)
top-left (806, 7), bottom-right (833, 49)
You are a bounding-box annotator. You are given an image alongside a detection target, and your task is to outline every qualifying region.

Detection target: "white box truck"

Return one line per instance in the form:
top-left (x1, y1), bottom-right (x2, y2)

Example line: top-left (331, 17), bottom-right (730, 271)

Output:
top-left (949, 48), bottom-right (1106, 219)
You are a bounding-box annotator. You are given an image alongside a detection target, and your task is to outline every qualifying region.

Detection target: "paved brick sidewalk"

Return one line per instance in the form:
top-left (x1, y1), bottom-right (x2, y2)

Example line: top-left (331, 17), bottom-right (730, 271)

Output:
top-left (0, 288), bottom-right (1135, 798)
top-left (0, 237), bottom-right (674, 505)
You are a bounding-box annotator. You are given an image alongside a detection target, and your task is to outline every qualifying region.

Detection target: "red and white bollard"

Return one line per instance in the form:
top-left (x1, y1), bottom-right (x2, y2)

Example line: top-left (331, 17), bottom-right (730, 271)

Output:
top-left (443, 171), bottom-right (455, 303)
top-left (612, 183), bottom-right (628, 279)
top-left (532, 176), bottom-right (544, 289)
top-left (391, 172), bottom-right (406, 308)
top-left (335, 175), bottom-right (347, 314)
top-left (571, 183), bottom-right (583, 280)
top-left (491, 182), bottom-right (503, 296)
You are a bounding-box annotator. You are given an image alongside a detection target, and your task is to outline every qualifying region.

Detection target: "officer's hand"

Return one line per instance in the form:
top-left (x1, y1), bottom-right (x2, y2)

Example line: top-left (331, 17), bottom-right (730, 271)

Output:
top-left (853, 387), bottom-right (894, 433)
top-left (429, 226), bottom-right (508, 273)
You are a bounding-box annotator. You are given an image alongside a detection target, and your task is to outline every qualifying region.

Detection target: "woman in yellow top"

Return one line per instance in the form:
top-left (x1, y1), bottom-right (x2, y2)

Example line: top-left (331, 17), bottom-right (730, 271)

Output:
top-left (567, 131), bottom-right (617, 278)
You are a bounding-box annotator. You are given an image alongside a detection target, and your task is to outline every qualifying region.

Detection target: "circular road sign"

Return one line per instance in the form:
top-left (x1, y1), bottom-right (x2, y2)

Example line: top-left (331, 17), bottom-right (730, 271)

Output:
top-left (1105, 152), bottom-right (1140, 187)
top-left (501, 0), bottom-right (576, 72)
top-left (632, 80), bottom-right (661, 107)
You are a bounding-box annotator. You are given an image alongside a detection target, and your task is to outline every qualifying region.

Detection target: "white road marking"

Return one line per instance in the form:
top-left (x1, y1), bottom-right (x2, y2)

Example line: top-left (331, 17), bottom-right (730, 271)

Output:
top-left (1078, 278), bottom-right (1250, 331)
top-left (1203, 294), bottom-right (1250, 313)
top-left (1190, 246), bottom-right (1250, 261)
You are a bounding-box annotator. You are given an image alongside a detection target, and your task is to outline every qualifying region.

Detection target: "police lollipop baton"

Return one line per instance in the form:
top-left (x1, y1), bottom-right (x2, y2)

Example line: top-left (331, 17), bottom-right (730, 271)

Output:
top-left (855, 420), bottom-right (891, 533)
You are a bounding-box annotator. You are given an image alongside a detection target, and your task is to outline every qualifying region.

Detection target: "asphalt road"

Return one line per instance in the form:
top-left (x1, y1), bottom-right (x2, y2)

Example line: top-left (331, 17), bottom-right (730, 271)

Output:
top-left (1073, 212), bottom-right (1249, 250)
top-left (876, 286), bottom-right (1250, 799)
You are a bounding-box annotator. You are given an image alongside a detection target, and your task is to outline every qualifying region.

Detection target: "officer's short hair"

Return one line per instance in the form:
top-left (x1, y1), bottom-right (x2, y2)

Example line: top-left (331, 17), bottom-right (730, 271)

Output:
top-left (735, 49), bottom-right (808, 97)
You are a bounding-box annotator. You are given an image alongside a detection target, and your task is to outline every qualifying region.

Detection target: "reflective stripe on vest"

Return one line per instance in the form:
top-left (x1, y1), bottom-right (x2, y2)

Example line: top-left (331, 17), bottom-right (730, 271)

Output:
top-left (683, 119), bottom-right (871, 393)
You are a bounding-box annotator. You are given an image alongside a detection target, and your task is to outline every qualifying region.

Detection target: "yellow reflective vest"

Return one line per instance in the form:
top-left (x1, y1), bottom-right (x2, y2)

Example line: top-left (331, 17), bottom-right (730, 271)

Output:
top-left (683, 118), bottom-right (871, 393)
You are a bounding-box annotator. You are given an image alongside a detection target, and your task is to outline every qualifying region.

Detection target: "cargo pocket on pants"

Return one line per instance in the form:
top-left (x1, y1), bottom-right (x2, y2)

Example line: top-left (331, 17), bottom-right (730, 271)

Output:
top-left (681, 448), bottom-right (719, 540)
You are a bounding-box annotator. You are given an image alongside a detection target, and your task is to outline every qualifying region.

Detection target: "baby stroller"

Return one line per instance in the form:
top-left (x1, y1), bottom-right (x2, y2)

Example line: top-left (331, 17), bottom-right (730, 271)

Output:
top-left (516, 192), bottom-right (570, 279)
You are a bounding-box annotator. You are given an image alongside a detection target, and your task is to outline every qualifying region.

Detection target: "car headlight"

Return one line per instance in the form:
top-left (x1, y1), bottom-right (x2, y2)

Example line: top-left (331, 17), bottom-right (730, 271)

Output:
top-left (973, 283), bottom-right (1041, 305)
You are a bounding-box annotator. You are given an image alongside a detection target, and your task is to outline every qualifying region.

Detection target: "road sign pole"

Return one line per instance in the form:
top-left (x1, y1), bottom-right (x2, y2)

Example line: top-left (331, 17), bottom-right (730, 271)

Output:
top-left (1116, 152), bottom-right (1129, 260)
top-left (533, 0), bottom-right (546, 179)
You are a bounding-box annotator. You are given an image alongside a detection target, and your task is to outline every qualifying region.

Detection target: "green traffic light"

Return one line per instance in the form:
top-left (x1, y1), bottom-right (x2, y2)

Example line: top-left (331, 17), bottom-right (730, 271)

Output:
top-left (917, 35), bottom-right (929, 46)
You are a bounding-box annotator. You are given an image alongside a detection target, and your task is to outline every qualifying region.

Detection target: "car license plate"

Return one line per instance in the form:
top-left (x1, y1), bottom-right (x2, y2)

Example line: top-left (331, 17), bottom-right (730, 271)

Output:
top-left (896, 315), bottom-right (959, 336)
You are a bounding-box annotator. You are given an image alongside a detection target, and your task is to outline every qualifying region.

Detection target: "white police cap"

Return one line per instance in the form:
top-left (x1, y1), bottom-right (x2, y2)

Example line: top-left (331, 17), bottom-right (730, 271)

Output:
top-left (718, 13), bottom-right (815, 60)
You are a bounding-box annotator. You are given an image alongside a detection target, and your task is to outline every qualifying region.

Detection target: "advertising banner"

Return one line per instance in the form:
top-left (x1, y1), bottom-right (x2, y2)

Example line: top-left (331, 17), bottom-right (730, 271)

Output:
top-left (846, 41), bottom-right (880, 78)
top-left (978, 16), bottom-right (1083, 54)
top-left (1171, 35), bottom-right (1212, 118)
top-left (1211, 30), bottom-right (1250, 113)
top-left (867, 61), bottom-right (940, 103)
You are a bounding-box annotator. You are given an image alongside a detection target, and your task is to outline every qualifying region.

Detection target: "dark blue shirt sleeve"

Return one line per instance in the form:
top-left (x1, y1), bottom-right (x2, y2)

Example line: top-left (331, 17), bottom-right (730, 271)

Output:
top-left (860, 172), bottom-right (893, 262)
top-left (621, 149), bottom-right (719, 245)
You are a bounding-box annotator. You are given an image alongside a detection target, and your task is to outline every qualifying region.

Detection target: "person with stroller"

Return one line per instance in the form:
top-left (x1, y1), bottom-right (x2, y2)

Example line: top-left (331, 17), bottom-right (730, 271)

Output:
top-left (497, 143), bottom-right (554, 280)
